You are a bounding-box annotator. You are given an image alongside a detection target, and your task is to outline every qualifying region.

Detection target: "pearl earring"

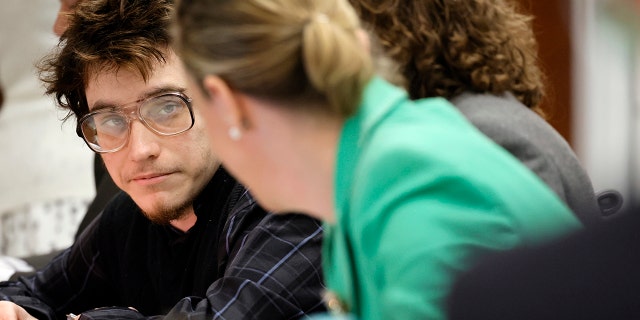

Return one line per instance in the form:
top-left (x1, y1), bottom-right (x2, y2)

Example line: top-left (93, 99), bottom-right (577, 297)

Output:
top-left (228, 126), bottom-right (242, 141)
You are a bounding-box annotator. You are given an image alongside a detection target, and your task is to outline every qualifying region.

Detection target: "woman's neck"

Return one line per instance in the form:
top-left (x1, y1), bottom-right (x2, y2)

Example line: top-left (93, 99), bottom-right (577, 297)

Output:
top-left (272, 111), bottom-right (343, 223)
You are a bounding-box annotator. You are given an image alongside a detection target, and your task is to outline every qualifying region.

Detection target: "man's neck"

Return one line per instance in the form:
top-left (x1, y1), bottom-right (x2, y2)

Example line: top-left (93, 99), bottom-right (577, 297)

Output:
top-left (170, 209), bottom-right (197, 232)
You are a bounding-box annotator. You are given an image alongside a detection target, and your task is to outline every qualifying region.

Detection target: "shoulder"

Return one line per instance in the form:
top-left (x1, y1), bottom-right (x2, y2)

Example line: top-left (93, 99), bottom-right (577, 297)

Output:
top-left (217, 187), bottom-right (268, 256)
top-left (222, 187), bottom-right (322, 249)
top-left (218, 192), bottom-right (323, 288)
top-left (357, 95), bottom-right (520, 185)
top-left (351, 103), bottom-right (578, 238)
top-left (451, 92), bottom-right (600, 220)
top-left (222, 185), bottom-right (266, 233)
top-left (451, 92), bottom-right (575, 158)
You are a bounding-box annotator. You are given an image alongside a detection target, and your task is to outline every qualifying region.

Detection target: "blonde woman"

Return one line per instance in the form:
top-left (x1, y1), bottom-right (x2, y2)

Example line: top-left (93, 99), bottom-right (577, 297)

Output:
top-left (173, 0), bottom-right (581, 318)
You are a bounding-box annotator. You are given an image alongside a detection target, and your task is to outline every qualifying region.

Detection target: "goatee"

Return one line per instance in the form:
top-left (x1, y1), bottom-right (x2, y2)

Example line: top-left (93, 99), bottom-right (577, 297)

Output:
top-left (142, 200), bottom-right (193, 225)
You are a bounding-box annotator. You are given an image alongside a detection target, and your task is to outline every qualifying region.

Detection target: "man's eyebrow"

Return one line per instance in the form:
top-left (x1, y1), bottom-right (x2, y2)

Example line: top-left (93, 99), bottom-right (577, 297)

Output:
top-left (140, 86), bottom-right (186, 101)
top-left (90, 86), bottom-right (187, 111)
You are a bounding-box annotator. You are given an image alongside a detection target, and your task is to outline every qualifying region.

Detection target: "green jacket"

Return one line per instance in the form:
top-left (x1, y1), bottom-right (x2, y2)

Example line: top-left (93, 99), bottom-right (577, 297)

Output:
top-left (322, 78), bottom-right (581, 319)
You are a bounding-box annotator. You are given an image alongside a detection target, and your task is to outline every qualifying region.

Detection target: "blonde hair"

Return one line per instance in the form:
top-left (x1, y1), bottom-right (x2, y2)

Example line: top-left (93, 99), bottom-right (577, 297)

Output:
top-left (173, 0), bottom-right (374, 117)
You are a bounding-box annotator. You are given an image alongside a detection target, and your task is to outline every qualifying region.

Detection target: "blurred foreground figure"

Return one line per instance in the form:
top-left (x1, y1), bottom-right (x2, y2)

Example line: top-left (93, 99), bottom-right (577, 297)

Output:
top-left (173, 0), bottom-right (581, 318)
top-left (448, 205), bottom-right (640, 319)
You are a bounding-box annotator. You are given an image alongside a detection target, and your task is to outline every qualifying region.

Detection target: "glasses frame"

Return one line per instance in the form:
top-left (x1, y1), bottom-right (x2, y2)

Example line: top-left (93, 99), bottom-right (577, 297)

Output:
top-left (76, 92), bottom-right (195, 153)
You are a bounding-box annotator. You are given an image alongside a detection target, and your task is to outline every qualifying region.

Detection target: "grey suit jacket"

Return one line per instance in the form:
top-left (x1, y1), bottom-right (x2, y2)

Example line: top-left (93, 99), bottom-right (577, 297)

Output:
top-left (451, 92), bottom-right (600, 226)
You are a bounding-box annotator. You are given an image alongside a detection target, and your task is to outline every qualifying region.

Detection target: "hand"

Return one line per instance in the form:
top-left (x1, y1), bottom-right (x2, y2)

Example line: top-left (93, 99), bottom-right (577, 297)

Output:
top-left (0, 301), bottom-right (38, 320)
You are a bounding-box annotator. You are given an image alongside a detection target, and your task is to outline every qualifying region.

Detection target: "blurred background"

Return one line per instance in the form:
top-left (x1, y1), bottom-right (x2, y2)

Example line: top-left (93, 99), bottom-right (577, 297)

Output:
top-left (0, 0), bottom-right (638, 258)
top-left (570, 0), bottom-right (640, 208)
top-left (523, 0), bottom-right (640, 209)
top-left (0, 0), bottom-right (94, 258)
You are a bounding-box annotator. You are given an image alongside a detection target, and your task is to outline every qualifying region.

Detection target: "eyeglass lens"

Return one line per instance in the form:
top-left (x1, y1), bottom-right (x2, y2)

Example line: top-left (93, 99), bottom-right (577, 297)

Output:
top-left (80, 93), bottom-right (193, 152)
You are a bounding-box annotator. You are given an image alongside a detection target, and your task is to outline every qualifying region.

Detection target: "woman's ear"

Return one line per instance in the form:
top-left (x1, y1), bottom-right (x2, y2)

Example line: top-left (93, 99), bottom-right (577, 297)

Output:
top-left (201, 75), bottom-right (247, 137)
top-left (355, 28), bottom-right (371, 53)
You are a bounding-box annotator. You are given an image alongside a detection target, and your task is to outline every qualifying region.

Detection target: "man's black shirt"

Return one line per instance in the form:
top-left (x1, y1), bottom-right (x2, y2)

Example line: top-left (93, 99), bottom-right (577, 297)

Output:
top-left (0, 167), bottom-right (325, 319)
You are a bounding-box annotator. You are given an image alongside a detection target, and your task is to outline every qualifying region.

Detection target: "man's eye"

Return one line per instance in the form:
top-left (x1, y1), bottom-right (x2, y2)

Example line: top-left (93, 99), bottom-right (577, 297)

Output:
top-left (101, 115), bottom-right (126, 128)
top-left (146, 99), bottom-right (184, 121)
top-left (158, 103), bottom-right (179, 115)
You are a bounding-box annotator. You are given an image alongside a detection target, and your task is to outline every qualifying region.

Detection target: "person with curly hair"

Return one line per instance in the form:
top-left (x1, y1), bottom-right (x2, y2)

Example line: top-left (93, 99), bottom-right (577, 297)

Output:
top-left (348, 0), bottom-right (602, 226)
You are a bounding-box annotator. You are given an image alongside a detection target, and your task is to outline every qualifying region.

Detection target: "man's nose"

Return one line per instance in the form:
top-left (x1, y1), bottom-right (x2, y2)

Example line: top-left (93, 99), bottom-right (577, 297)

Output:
top-left (127, 120), bottom-right (161, 161)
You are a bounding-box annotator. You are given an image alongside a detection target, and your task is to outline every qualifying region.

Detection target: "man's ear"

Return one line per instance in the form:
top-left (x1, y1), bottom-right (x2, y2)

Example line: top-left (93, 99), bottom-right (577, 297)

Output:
top-left (201, 75), bottom-right (246, 132)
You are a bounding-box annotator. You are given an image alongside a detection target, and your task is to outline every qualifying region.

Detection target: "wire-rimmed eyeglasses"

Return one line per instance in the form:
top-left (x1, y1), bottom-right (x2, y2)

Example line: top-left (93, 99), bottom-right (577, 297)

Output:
top-left (76, 92), bottom-right (195, 153)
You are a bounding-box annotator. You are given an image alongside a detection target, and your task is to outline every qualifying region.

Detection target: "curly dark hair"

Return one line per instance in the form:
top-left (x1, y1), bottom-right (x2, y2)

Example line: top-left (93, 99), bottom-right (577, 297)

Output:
top-left (349, 0), bottom-right (545, 113)
top-left (38, 0), bottom-right (173, 121)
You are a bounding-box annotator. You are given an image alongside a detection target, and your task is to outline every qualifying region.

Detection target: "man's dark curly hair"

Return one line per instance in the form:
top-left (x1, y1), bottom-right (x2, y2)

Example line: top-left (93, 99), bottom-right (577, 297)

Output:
top-left (349, 0), bottom-right (545, 113)
top-left (38, 0), bottom-right (173, 121)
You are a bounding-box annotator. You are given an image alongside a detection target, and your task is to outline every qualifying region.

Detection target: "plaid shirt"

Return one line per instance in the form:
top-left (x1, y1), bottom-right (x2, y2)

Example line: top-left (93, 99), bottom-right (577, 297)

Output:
top-left (0, 168), bottom-right (325, 319)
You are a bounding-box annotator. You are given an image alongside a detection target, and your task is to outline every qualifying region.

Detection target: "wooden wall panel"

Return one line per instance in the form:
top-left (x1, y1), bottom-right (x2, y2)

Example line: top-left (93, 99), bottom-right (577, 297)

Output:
top-left (519, 0), bottom-right (574, 144)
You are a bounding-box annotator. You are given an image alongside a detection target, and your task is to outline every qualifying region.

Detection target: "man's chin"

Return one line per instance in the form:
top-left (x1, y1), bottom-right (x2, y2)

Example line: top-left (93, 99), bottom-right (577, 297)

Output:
top-left (141, 203), bottom-right (192, 225)
top-left (131, 188), bottom-right (193, 225)
top-left (134, 193), bottom-right (193, 225)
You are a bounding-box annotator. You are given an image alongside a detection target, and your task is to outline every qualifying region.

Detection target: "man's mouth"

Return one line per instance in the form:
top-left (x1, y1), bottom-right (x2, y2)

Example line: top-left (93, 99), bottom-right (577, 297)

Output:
top-left (130, 172), bottom-right (174, 186)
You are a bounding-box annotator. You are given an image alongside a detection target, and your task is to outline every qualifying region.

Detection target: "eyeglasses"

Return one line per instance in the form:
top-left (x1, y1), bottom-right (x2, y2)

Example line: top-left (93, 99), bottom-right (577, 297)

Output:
top-left (76, 92), bottom-right (195, 153)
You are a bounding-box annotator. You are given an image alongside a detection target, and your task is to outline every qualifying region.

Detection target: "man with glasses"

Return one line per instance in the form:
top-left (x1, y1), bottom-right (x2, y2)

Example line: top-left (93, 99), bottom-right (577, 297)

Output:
top-left (0, 0), bottom-right (325, 319)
